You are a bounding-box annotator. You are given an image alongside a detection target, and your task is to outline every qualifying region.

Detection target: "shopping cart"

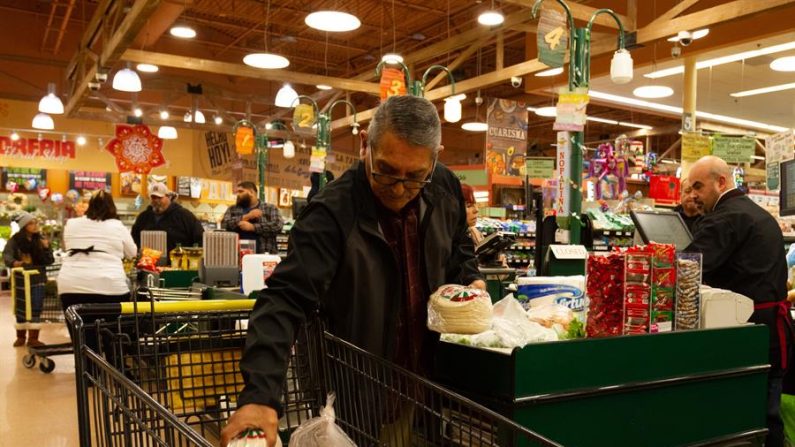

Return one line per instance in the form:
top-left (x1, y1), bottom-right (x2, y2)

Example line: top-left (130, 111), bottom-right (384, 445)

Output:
top-left (11, 266), bottom-right (73, 373)
top-left (67, 295), bottom-right (561, 447)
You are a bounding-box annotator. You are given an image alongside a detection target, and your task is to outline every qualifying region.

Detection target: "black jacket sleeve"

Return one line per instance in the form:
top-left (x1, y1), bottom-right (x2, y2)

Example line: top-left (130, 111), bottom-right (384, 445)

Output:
top-left (237, 204), bottom-right (342, 414)
top-left (445, 175), bottom-right (483, 285)
top-left (684, 211), bottom-right (739, 281)
top-left (131, 213), bottom-right (144, 249)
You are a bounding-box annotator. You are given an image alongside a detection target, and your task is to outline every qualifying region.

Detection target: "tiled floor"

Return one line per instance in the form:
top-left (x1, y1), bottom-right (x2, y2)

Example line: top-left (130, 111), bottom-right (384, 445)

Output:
top-left (0, 291), bottom-right (80, 446)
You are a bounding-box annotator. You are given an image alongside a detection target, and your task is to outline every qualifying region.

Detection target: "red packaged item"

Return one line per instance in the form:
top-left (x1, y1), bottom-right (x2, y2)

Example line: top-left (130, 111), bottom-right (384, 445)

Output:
top-left (653, 268), bottom-right (677, 288)
top-left (648, 242), bottom-right (676, 268)
top-left (586, 253), bottom-right (625, 338)
top-left (136, 248), bottom-right (163, 273)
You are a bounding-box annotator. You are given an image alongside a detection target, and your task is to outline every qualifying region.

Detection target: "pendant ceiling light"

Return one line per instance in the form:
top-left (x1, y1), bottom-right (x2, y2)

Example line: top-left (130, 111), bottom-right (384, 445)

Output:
top-left (158, 126), bottom-right (178, 140)
top-left (443, 97), bottom-right (462, 123)
top-left (112, 64), bottom-right (142, 92)
top-left (136, 63), bottom-right (159, 73)
top-left (305, 11), bottom-right (361, 32)
top-left (316, 84), bottom-right (333, 90)
top-left (478, 0), bottom-right (504, 26)
top-left (245, 0), bottom-right (290, 69)
top-left (76, 135), bottom-right (87, 146)
top-left (461, 121), bottom-right (488, 132)
top-left (32, 113), bottom-right (54, 130)
top-left (633, 85), bottom-right (674, 99)
top-left (193, 110), bottom-right (206, 124)
top-left (38, 82), bottom-right (64, 115)
top-left (533, 106), bottom-right (557, 117)
top-left (771, 56), bottom-right (795, 72)
top-left (10, 131), bottom-right (20, 141)
top-left (170, 25), bottom-right (196, 39)
top-left (275, 84), bottom-right (298, 108)
top-left (610, 49), bottom-right (634, 84)
top-left (159, 109), bottom-right (170, 120)
top-left (535, 67), bottom-right (563, 77)
top-left (381, 53), bottom-right (403, 64)
top-left (283, 140), bottom-right (296, 159)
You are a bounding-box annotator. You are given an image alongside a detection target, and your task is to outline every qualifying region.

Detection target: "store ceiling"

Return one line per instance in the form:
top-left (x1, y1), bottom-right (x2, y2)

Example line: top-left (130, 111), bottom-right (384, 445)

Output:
top-left (0, 0), bottom-right (793, 153)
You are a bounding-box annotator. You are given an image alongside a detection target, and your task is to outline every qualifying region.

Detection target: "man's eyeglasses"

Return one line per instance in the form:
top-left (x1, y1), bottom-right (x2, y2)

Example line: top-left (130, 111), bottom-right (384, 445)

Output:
top-left (368, 149), bottom-right (437, 190)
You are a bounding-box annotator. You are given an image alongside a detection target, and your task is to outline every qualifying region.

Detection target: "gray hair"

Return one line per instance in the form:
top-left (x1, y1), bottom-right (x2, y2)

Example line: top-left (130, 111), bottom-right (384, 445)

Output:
top-left (367, 95), bottom-right (441, 152)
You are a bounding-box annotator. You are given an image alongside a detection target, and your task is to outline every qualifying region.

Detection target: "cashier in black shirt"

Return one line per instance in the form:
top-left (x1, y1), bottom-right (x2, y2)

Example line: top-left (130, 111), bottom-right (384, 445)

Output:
top-left (685, 155), bottom-right (792, 447)
top-left (674, 178), bottom-right (702, 233)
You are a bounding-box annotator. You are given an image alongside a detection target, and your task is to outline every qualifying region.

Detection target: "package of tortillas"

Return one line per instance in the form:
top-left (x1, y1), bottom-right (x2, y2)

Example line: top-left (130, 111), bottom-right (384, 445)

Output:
top-left (427, 284), bottom-right (493, 334)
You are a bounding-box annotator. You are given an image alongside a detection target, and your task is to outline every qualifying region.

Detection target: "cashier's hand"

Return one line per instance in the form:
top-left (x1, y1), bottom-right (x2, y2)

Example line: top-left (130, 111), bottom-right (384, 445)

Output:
top-left (469, 280), bottom-right (487, 291)
top-left (220, 404), bottom-right (278, 447)
top-left (238, 221), bottom-right (255, 232)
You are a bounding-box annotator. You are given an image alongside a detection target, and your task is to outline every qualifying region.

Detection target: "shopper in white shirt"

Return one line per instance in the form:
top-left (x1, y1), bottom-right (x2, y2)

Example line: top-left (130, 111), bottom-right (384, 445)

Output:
top-left (58, 190), bottom-right (137, 350)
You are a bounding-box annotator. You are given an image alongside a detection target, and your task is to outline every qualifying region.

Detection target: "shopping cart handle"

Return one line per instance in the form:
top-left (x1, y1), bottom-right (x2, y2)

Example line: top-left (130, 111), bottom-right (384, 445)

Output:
top-left (119, 299), bottom-right (256, 314)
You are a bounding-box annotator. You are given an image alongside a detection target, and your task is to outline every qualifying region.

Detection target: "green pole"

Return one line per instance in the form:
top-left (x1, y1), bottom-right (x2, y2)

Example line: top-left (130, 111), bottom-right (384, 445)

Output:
top-left (257, 134), bottom-right (267, 203)
top-left (317, 113), bottom-right (330, 189)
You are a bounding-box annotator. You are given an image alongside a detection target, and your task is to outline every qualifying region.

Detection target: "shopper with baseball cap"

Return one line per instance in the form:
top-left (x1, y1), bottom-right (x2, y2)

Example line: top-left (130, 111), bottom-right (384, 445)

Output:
top-left (131, 182), bottom-right (204, 253)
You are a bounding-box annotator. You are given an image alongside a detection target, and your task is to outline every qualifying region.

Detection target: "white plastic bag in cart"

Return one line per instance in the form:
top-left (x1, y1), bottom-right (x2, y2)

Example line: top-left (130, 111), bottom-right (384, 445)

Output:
top-left (290, 393), bottom-right (356, 447)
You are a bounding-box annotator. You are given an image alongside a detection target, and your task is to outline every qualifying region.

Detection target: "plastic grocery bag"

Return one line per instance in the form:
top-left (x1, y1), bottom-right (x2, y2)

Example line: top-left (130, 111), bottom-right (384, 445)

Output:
top-left (290, 393), bottom-right (355, 447)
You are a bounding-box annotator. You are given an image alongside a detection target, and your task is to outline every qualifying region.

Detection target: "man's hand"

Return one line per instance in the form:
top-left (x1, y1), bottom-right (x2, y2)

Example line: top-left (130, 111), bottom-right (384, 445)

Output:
top-left (239, 221), bottom-right (255, 232)
top-left (220, 404), bottom-right (279, 447)
top-left (469, 280), bottom-right (487, 290)
top-left (244, 209), bottom-right (263, 221)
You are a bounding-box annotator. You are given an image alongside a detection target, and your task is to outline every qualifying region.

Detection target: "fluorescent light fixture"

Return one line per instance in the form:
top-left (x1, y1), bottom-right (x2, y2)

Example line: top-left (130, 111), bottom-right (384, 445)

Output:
top-left (170, 25), bottom-right (196, 39)
top-left (533, 106), bottom-right (557, 117)
top-left (193, 110), bottom-right (206, 124)
top-left (667, 28), bottom-right (709, 43)
top-left (633, 85), bottom-right (674, 98)
top-left (38, 82), bottom-right (64, 115)
top-left (444, 97), bottom-right (462, 123)
top-left (305, 11), bottom-right (361, 32)
top-left (660, 159), bottom-right (678, 165)
top-left (449, 93), bottom-right (467, 101)
top-left (587, 116), bottom-right (619, 125)
top-left (275, 84), bottom-right (299, 107)
top-left (32, 112), bottom-right (54, 130)
top-left (585, 116), bottom-right (653, 130)
top-left (646, 40), bottom-right (795, 78)
top-left (214, 115), bottom-right (223, 125)
top-left (157, 126), bottom-right (178, 140)
top-left (76, 135), bottom-right (87, 146)
top-left (283, 140), bottom-right (296, 158)
top-left (461, 121), bottom-right (488, 132)
top-left (751, 155), bottom-right (765, 161)
top-left (10, 131), bottom-right (20, 141)
top-left (618, 121), bottom-right (653, 130)
top-left (183, 112), bottom-right (192, 123)
top-left (478, 11), bottom-right (505, 26)
top-left (159, 109), bottom-right (169, 120)
top-left (316, 84), bottom-right (333, 90)
top-left (112, 67), bottom-right (142, 92)
top-left (136, 63), bottom-right (159, 73)
top-left (381, 53), bottom-right (404, 64)
top-left (730, 82), bottom-right (795, 98)
top-left (473, 191), bottom-right (489, 198)
top-left (589, 90), bottom-right (789, 133)
top-left (770, 56), bottom-right (795, 72)
top-left (536, 67), bottom-right (563, 77)
top-left (243, 53), bottom-right (290, 69)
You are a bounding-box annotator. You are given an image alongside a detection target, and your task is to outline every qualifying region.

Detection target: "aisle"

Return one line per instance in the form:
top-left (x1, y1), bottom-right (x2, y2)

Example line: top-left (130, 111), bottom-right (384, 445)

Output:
top-left (0, 291), bottom-right (79, 445)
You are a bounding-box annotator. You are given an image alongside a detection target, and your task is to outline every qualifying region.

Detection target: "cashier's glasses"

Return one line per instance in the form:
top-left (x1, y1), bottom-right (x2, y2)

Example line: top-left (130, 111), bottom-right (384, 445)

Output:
top-left (368, 149), bottom-right (437, 190)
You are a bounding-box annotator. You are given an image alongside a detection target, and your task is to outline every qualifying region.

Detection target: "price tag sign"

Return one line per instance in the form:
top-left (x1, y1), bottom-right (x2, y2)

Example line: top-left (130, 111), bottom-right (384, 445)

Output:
top-left (525, 157), bottom-right (555, 179)
top-left (537, 8), bottom-right (568, 68)
top-left (550, 244), bottom-right (587, 259)
top-left (711, 135), bottom-right (756, 163)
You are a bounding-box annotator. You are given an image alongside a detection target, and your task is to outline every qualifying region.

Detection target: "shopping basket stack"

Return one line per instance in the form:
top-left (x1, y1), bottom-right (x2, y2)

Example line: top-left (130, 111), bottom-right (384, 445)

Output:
top-left (67, 289), bottom-right (561, 447)
top-left (11, 266), bottom-right (73, 373)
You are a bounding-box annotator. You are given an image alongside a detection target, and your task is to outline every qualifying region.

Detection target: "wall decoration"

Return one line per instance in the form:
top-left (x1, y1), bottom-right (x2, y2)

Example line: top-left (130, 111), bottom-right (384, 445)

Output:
top-left (120, 172), bottom-right (143, 197)
top-left (105, 124), bottom-right (165, 174)
top-left (485, 98), bottom-right (528, 176)
top-left (279, 188), bottom-right (293, 207)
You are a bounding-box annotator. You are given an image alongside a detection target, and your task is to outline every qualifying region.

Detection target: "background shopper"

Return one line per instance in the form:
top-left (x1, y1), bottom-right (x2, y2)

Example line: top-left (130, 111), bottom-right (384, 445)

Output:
top-left (221, 181), bottom-right (283, 254)
top-left (131, 182), bottom-right (204, 253)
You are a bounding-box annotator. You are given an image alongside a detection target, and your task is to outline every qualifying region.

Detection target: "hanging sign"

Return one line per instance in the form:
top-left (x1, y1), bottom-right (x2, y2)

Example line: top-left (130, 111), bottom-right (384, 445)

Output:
top-left (554, 88), bottom-right (589, 132)
top-left (293, 104), bottom-right (316, 129)
top-left (486, 98), bottom-right (528, 176)
top-left (766, 130), bottom-right (795, 191)
top-left (105, 124), bottom-right (165, 174)
top-left (681, 132), bottom-right (711, 161)
top-left (234, 126), bottom-right (255, 155)
top-left (2, 167), bottom-right (46, 192)
top-left (526, 157), bottom-right (556, 179)
top-left (309, 146), bottom-right (328, 173)
top-left (537, 8), bottom-right (568, 68)
top-left (556, 132), bottom-right (571, 216)
top-left (69, 171), bottom-right (111, 192)
top-left (711, 135), bottom-right (756, 163)
top-left (453, 168), bottom-right (488, 186)
top-left (177, 176), bottom-right (192, 197)
top-left (379, 67), bottom-right (407, 101)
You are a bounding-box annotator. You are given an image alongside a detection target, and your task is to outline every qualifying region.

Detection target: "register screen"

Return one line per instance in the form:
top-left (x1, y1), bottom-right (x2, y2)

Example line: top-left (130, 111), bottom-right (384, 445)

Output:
top-left (630, 211), bottom-right (693, 251)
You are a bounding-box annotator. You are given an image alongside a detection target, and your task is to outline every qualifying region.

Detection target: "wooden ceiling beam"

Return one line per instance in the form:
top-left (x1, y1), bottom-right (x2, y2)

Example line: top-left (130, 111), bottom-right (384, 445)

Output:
top-left (64, 0), bottom-right (162, 117)
top-left (647, 0), bottom-right (701, 28)
top-left (501, 0), bottom-right (634, 31)
top-left (121, 49), bottom-right (381, 94)
top-left (425, 36), bottom-right (492, 90)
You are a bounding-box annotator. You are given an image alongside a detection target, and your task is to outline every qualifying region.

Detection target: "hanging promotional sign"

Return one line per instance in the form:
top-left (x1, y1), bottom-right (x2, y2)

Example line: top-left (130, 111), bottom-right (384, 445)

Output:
top-left (554, 88), bottom-right (589, 132)
top-left (2, 167), bottom-right (47, 192)
top-left (766, 130), bottom-right (795, 191)
top-left (710, 135), bottom-right (756, 163)
top-left (556, 132), bottom-right (571, 216)
top-left (526, 157), bottom-right (556, 179)
top-left (234, 126), bottom-right (255, 155)
top-left (105, 124), bottom-right (165, 174)
top-left (0, 135), bottom-right (76, 161)
top-left (537, 8), bottom-right (568, 68)
top-left (69, 171), bottom-right (111, 192)
top-left (379, 67), bottom-right (407, 101)
top-left (293, 104), bottom-right (316, 129)
top-left (681, 132), bottom-right (711, 161)
top-left (486, 98), bottom-right (528, 176)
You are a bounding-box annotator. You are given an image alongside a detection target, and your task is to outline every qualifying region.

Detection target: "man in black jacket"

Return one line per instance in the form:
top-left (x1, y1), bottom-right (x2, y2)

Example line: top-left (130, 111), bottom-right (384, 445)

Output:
top-left (686, 155), bottom-right (791, 447)
top-left (131, 182), bottom-right (204, 253)
top-left (220, 96), bottom-right (484, 446)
